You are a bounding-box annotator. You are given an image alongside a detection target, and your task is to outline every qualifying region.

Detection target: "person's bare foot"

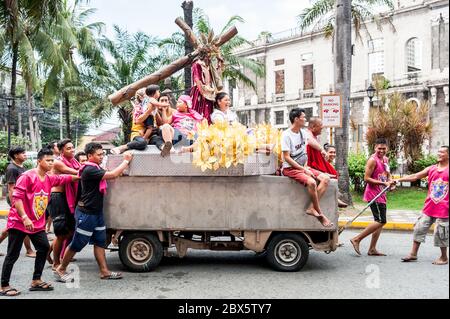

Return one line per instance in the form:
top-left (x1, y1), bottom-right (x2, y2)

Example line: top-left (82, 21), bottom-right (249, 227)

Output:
top-left (432, 258), bottom-right (448, 265)
top-left (317, 215), bottom-right (334, 228)
top-left (368, 250), bottom-right (387, 256)
top-left (306, 208), bottom-right (320, 217)
top-left (350, 238), bottom-right (361, 256)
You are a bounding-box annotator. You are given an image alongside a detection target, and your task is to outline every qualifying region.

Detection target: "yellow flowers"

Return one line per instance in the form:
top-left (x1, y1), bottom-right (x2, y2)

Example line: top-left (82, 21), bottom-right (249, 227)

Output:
top-left (192, 120), bottom-right (282, 172)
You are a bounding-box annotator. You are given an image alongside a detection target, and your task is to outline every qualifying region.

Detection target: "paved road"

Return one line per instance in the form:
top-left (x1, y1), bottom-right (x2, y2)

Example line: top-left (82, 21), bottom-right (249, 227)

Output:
top-left (0, 220), bottom-right (448, 299)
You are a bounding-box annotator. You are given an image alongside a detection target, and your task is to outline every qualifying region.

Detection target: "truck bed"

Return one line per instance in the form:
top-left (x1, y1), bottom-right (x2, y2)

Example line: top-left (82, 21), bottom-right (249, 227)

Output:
top-left (103, 175), bottom-right (338, 232)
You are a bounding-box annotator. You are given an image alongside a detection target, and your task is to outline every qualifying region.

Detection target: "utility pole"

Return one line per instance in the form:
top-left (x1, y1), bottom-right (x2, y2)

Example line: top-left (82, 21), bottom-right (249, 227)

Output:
top-left (59, 99), bottom-right (63, 140)
top-left (75, 116), bottom-right (79, 149)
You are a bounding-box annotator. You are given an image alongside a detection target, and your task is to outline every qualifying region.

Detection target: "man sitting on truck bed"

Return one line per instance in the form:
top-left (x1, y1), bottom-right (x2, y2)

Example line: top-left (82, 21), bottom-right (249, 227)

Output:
top-left (281, 108), bottom-right (334, 228)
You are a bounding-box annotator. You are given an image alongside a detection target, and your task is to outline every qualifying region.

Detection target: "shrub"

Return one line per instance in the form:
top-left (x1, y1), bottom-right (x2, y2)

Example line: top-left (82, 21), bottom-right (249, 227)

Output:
top-left (349, 152), bottom-right (367, 193)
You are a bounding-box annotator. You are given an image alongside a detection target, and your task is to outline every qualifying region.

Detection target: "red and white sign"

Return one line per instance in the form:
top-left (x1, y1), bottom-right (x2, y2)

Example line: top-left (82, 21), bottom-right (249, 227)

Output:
top-left (320, 94), bottom-right (342, 128)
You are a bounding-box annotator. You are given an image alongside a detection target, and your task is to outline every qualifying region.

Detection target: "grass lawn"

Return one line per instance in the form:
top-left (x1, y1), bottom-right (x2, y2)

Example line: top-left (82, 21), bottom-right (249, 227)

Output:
top-left (351, 187), bottom-right (428, 211)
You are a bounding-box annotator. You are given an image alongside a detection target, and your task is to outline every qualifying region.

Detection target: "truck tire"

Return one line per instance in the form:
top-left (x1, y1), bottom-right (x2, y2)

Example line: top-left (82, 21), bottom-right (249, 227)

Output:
top-left (119, 233), bottom-right (163, 272)
top-left (266, 233), bottom-right (309, 272)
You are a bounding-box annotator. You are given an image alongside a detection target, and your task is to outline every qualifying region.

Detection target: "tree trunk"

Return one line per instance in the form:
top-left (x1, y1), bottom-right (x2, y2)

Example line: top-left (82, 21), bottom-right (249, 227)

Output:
top-left (182, 1), bottom-right (194, 95)
top-left (26, 84), bottom-right (37, 151)
top-left (10, 43), bottom-right (18, 135)
top-left (333, 0), bottom-right (353, 204)
top-left (64, 92), bottom-right (71, 139)
top-left (118, 107), bottom-right (132, 144)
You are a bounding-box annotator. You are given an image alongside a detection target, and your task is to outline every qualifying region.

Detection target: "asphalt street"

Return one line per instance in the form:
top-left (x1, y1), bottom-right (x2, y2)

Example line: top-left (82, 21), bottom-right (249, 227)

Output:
top-left (0, 219), bottom-right (448, 299)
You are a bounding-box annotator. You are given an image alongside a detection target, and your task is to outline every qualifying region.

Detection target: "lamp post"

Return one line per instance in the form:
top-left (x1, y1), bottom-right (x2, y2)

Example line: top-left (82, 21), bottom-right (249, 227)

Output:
top-left (366, 84), bottom-right (376, 108)
top-left (6, 96), bottom-right (13, 150)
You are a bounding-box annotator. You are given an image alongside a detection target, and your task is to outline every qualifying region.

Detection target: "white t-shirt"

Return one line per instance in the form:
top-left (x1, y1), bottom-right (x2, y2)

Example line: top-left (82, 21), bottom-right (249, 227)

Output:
top-left (211, 109), bottom-right (239, 124)
top-left (281, 128), bottom-right (308, 169)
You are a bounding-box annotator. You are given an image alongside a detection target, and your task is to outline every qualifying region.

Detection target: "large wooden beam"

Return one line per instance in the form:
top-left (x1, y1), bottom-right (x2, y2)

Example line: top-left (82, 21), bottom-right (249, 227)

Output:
top-left (108, 26), bottom-right (238, 106)
top-left (108, 49), bottom-right (200, 106)
top-left (175, 17), bottom-right (199, 49)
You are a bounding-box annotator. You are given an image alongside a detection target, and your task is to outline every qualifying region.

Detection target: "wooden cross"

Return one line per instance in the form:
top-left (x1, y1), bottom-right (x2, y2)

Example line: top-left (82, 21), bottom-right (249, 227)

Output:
top-left (108, 18), bottom-right (238, 106)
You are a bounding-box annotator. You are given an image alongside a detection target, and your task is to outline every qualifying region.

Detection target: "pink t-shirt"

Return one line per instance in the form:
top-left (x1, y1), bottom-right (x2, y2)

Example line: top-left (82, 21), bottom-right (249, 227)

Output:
top-left (172, 110), bottom-right (203, 136)
top-left (363, 154), bottom-right (390, 204)
top-left (423, 165), bottom-right (449, 219)
top-left (7, 170), bottom-right (73, 234)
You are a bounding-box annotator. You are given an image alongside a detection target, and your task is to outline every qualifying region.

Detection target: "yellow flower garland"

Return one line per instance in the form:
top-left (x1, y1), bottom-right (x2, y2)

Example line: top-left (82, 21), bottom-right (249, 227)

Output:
top-left (192, 119), bottom-right (282, 172)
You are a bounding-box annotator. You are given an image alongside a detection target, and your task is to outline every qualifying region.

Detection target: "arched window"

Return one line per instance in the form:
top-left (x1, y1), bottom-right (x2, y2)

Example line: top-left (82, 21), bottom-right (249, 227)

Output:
top-left (406, 38), bottom-right (422, 72)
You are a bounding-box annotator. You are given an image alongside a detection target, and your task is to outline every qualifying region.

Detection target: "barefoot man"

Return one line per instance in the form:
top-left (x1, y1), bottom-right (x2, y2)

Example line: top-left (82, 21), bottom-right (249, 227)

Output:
top-left (350, 138), bottom-right (396, 256)
top-left (397, 146), bottom-right (449, 265)
top-left (281, 108), bottom-right (333, 227)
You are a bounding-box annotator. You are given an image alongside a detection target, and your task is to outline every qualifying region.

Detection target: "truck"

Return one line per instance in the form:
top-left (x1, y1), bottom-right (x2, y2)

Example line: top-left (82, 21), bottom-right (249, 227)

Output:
top-left (103, 148), bottom-right (339, 272)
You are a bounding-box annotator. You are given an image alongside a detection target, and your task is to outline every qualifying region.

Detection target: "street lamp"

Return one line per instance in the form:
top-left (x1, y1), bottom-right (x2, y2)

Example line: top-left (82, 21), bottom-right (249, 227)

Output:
top-left (366, 84), bottom-right (376, 108)
top-left (6, 96), bottom-right (13, 150)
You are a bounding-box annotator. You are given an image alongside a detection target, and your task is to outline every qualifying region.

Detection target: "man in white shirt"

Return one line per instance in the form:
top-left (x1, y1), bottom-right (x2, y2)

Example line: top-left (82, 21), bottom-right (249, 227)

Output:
top-left (281, 108), bottom-right (333, 228)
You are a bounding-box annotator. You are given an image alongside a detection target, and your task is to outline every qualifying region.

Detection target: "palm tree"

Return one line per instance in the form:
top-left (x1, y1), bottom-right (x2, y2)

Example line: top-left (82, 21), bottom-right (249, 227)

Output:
top-left (298, 0), bottom-right (394, 40)
top-left (160, 8), bottom-right (265, 92)
top-left (298, 0), bottom-right (393, 203)
top-left (334, 0), bottom-right (353, 204)
top-left (38, 0), bottom-right (106, 139)
top-left (91, 26), bottom-right (163, 142)
top-left (0, 0), bottom-right (62, 135)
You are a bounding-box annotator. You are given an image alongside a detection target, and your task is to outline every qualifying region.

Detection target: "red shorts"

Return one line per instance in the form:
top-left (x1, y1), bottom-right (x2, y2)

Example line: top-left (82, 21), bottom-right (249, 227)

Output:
top-left (282, 167), bottom-right (323, 186)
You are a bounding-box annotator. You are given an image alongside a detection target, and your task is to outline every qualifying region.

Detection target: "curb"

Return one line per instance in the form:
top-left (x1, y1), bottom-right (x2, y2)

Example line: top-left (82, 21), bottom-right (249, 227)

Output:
top-left (338, 220), bottom-right (427, 231)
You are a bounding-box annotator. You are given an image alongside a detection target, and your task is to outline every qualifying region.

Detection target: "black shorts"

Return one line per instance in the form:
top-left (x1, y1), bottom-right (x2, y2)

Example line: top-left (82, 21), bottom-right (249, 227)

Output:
top-left (370, 202), bottom-right (387, 224)
top-left (47, 192), bottom-right (75, 236)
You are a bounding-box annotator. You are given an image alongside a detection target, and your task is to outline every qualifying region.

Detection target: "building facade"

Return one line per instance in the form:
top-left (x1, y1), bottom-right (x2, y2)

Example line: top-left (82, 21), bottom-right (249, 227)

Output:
top-left (231, 0), bottom-right (449, 154)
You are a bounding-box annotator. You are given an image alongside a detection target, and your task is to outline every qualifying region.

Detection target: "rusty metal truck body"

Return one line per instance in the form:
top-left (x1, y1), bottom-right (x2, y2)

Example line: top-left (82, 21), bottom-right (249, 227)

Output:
top-left (103, 149), bottom-right (339, 272)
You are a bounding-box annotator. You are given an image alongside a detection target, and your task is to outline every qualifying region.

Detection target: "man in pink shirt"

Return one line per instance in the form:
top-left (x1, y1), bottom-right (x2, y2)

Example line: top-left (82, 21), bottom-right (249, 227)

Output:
top-left (0, 148), bottom-right (78, 297)
top-left (397, 146), bottom-right (449, 265)
top-left (350, 138), bottom-right (396, 256)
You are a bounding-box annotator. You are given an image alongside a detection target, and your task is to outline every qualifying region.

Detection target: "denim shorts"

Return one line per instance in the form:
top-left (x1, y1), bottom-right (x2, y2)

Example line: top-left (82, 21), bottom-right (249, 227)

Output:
top-left (69, 208), bottom-right (107, 252)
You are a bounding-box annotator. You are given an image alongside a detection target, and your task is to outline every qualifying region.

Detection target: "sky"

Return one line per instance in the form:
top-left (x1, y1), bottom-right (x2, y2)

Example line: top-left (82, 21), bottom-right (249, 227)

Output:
top-left (85, 0), bottom-right (313, 134)
top-left (88, 0), bottom-right (312, 41)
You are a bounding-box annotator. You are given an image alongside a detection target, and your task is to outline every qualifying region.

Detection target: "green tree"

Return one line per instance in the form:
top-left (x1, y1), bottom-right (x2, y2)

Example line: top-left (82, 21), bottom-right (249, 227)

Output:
top-left (91, 26), bottom-right (163, 142)
top-left (0, 0), bottom-right (62, 135)
top-left (39, 0), bottom-right (106, 139)
top-left (298, 0), bottom-right (394, 40)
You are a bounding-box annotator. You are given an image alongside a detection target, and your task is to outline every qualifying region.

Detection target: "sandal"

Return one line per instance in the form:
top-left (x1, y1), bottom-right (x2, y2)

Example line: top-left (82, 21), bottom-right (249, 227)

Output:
top-left (54, 271), bottom-right (74, 283)
top-left (100, 272), bottom-right (123, 280)
top-left (160, 141), bottom-right (173, 158)
top-left (0, 288), bottom-right (21, 297)
top-left (401, 256), bottom-right (418, 262)
top-left (29, 282), bottom-right (54, 292)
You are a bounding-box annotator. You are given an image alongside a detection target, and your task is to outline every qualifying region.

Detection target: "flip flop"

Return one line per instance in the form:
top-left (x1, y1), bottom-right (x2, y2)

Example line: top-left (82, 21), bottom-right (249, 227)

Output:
top-left (0, 252), bottom-right (5, 257)
top-left (26, 253), bottom-right (36, 258)
top-left (54, 271), bottom-right (74, 283)
top-left (29, 282), bottom-right (54, 292)
top-left (350, 239), bottom-right (361, 256)
top-left (160, 141), bottom-right (173, 158)
top-left (0, 288), bottom-right (21, 297)
top-left (100, 272), bottom-right (123, 280)
top-left (401, 256), bottom-right (418, 262)
top-left (368, 252), bottom-right (387, 256)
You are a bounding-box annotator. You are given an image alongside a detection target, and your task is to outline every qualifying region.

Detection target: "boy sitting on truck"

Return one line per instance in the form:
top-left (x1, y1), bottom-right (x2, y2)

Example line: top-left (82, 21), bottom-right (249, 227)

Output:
top-left (281, 108), bottom-right (334, 228)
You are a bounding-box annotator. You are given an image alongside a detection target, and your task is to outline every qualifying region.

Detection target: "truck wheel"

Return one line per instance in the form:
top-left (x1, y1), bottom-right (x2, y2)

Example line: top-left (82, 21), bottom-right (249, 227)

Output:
top-left (266, 233), bottom-right (309, 272)
top-left (119, 233), bottom-right (163, 272)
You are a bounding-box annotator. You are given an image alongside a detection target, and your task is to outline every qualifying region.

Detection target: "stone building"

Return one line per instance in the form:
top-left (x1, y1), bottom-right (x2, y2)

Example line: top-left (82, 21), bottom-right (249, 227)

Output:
top-left (231, 0), bottom-right (449, 154)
